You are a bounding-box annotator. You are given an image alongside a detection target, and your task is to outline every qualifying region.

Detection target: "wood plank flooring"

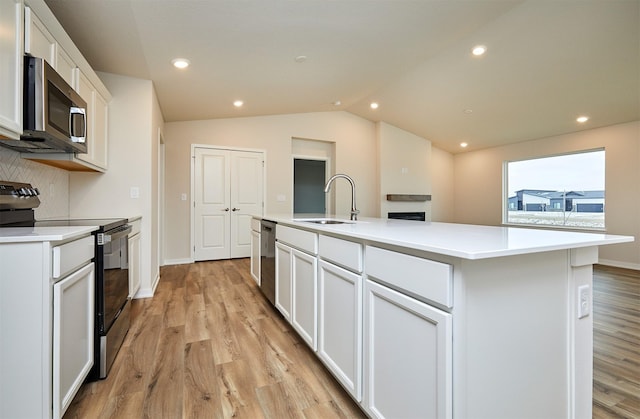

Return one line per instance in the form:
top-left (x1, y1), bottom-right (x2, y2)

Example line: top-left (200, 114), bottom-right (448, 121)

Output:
top-left (592, 265), bottom-right (640, 419)
top-left (63, 260), bottom-right (640, 418)
top-left (63, 259), bottom-right (365, 419)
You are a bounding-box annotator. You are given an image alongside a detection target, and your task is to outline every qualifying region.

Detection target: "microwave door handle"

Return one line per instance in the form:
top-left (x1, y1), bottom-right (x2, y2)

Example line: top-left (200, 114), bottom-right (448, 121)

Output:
top-left (70, 106), bottom-right (86, 144)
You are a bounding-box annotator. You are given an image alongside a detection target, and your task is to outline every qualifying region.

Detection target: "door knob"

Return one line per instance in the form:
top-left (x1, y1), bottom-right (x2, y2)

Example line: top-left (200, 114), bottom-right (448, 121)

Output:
top-left (232, 207), bottom-right (240, 211)
top-left (222, 208), bottom-right (230, 212)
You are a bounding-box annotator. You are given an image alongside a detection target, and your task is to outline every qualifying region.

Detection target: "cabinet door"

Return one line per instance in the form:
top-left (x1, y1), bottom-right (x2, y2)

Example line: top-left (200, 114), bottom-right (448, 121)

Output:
top-left (128, 232), bottom-right (141, 298)
top-left (56, 46), bottom-right (76, 88)
top-left (318, 260), bottom-right (362, 400)
top-left (250, 230), bottom-right (261, 284)
top-left (25, 7), bottom-right (55, 65)
top-left (364, 279), bottom-right (452, 419)
top-left (0, 0), bottom-right (23, 139)
top-left (275, 242), bottom-right (292, 321)
top-left (53, 262), bottom-right (95, 419)
top-left (291, 248), bottom-right (317, 350)
top-left (76, 70), bottom-right (108, 170)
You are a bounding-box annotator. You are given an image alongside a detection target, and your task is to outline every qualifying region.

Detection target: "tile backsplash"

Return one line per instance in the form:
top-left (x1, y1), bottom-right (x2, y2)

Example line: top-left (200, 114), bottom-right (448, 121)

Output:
top-left (0, 147), bottom-right (70, 219)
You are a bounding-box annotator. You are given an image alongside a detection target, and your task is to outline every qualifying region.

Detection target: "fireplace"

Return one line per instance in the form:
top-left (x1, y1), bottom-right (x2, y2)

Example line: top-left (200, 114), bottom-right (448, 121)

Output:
top-left (388, 211), bottom-right (426, 221)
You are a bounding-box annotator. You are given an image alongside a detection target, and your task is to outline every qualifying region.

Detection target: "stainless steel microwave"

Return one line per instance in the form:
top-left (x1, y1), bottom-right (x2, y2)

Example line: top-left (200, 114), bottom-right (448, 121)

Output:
top-left (17, 55), bottom-right (87, 153)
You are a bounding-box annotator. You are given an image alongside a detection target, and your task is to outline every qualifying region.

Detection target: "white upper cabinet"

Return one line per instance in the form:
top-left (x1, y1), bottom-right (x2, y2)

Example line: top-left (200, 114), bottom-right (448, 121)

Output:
top-left (75, 69), bottom-right (108, 170)
top-left (0, 0), bottom-right (24, 140)
top-left (24, 6), bottom-right (55, 65)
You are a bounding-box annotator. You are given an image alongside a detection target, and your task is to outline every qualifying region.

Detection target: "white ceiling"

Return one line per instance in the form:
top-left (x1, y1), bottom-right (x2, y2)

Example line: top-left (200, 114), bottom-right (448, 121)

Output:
top-left (44, 0), bottom-right (640, 153)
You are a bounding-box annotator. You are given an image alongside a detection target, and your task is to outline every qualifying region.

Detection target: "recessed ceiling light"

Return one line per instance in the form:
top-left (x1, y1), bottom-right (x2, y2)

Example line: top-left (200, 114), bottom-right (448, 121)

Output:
top-left (332, 100), bottom-right (342, 106)
top-left (576, 116), bottom-right (589, 123)
top-left (294, 55), bottom-right (307, 63)
top-left (463, 109), bottom-right (473, 114)
top-left (472, 45), bottom-right (487, 56)
top-left (460, 142), bottom-right (469, 148)
top-left (370, 102), bottom-right (379, 110)
top-left (172, 58), bottom-right (190, 69)
top-left (233, 100), bottom-right (244, 108)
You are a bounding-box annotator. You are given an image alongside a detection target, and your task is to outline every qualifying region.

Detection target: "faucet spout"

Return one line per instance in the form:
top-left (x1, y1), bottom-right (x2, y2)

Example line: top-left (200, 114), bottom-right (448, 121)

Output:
top-left (324, 174), bottom-right (359, 221)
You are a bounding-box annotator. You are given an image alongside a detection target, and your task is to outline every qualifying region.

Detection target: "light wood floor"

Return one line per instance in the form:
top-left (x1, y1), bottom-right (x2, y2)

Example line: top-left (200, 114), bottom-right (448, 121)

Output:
top-left (64, 259), bottom-right (365, 419)
top-left (63, 260), bottom-right (640, 418)
top-left (592, 265), bottom-right (640, 419)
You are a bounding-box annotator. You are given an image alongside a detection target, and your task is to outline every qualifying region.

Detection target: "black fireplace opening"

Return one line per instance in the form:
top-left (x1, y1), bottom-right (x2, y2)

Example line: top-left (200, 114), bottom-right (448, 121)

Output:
top-left (388, 211), bottom-right (426, 221)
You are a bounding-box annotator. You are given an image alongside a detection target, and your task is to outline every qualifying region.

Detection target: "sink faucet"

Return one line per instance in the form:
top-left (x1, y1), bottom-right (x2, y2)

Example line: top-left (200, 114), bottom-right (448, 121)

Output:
top-left (324, 174), bottom-right (360, 221)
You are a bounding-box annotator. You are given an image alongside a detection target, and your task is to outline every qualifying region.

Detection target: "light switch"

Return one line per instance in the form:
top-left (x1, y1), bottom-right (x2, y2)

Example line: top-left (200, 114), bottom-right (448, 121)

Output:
top-left (277, 194), bottom-right (286, 202)
top-left (181, 193), bottom-right (187, 201)
top-left (130, 187), bottom-right (140, 199)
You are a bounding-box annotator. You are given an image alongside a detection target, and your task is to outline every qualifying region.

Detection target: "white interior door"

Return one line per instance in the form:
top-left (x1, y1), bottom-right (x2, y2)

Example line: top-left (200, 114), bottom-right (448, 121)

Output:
top-left (230, 151), bottom-right (263, 258)
top-left (194, 148), bottom-right (231, 261)
top-left (194, 147), bottom-right (263, 261)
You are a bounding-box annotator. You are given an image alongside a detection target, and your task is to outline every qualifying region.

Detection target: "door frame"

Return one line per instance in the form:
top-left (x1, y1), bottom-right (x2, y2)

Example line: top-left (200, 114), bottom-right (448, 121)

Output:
top-left (190, 144), bottom-right (266, 262)
top-left (291, 154), bottom-right (331, 215)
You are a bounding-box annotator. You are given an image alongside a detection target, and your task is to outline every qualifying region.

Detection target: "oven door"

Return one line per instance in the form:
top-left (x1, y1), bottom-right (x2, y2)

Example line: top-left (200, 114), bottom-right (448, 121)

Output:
top-left (99, 224), bottom-right (132, 333)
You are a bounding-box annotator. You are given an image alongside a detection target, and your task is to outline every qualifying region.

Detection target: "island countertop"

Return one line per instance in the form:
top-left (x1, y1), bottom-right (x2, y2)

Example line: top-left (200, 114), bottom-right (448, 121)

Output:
top-left (259, 215), bottom-right (634, 260)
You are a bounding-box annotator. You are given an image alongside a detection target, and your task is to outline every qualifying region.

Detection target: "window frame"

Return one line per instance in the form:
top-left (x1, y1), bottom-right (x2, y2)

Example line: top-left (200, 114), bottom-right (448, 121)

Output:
top-left (502, 148), bottom-right (606, 231)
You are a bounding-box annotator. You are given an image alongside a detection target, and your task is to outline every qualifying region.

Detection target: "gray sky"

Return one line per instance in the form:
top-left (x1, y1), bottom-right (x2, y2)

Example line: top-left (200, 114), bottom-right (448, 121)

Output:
top-left (507, 150), bottom-right (605, 196)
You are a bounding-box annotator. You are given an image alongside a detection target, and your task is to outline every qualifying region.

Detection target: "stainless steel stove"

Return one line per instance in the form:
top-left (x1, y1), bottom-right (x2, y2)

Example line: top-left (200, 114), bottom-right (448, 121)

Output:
top-left (0, 180), bottom-right (131, 380)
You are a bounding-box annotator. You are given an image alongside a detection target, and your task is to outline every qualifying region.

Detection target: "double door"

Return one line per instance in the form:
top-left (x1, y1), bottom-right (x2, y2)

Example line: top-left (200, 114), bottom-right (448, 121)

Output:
top-left (193, 147), bottom-right (263, 260)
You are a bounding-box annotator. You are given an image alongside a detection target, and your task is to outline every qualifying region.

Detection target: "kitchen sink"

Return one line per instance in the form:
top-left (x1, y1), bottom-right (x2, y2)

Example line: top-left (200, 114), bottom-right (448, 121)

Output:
top-left (295, 218), bottom-right (354, 225)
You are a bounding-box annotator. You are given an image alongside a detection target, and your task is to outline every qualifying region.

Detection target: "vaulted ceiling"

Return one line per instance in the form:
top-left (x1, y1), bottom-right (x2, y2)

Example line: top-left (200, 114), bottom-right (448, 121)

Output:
top-left (44, 0), bottom-right (640, 153)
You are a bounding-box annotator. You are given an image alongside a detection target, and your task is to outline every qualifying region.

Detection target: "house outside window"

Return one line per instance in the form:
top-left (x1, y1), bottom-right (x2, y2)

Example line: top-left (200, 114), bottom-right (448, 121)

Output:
top-left (504, 149), bottom-right (605, 229)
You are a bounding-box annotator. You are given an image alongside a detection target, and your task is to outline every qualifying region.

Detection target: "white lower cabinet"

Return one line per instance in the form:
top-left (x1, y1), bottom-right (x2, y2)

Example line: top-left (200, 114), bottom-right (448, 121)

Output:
top-left (250, 228), bottom-right (260, 285)
top-left (318, 259), bottom-right (362, 400)
top-left (0, 233), bottom-right (95, 419)
top-left (128, 232), bottom-right (141, 297)
top-left (291, 248), bottom-right (317, 349)
top-left (275, 240), bottom-right (317, 349)
top-left (364, 279), bottom-right (452, 419)
top-left (53, 262), bottom-right (95, 419)
top-left (275, 242), bottom-right (293, 321)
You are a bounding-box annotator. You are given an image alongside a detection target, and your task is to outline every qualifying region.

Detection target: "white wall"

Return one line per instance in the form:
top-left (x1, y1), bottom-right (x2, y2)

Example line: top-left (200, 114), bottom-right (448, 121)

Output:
top-left (377, 122), bottom-right (431, 218)
top-left (163, 111), bottom-right (377, 263)
top-left (69, 72), bottom-right (164, 297)
top-left (453, 121), bottom-right (640, 269)
top-left (430, 146), bottom-right (455, 222)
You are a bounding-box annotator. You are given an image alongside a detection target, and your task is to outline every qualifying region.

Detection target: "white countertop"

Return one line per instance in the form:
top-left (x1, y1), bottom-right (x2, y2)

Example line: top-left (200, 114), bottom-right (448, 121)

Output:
top-left (0, 226), bottom-right (97, 243)
top-left (262, 215), bottom-right (634, 260)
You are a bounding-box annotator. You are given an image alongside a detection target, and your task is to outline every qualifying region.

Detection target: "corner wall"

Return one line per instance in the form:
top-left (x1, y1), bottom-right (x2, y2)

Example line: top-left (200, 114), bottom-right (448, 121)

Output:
top-left (453, 121), bottom-right (640, 269)
top-left (69, 72), bottom-right (164, 297)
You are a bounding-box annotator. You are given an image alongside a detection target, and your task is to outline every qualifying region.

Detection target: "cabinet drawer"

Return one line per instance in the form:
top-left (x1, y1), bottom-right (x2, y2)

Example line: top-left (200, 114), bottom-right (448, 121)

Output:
top-left (277, 225), bottom-right (317, 255)
top-left (319, 235), bottom-right (363, 273)
top-left (52, 236), bottom-right (94, 279)
top-left (251, 218), bottom-right (261, 232)
top-left (365, 246), bottom-right (452, 308)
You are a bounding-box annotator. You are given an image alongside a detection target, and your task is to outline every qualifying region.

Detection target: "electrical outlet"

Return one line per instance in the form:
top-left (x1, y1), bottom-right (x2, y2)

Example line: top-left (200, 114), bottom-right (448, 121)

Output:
top-left (578, 284), bottom-right (590, 319)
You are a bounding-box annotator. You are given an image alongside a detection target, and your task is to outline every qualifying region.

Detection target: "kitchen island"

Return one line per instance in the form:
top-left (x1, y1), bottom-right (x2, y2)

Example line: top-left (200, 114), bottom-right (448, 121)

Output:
top-left (254, 215), bottom-right (633, 419)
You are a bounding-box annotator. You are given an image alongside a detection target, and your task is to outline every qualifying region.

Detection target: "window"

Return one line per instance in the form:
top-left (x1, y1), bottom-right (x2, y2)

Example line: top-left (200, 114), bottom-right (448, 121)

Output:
top-left (505, 149), bottom-right (605, 229)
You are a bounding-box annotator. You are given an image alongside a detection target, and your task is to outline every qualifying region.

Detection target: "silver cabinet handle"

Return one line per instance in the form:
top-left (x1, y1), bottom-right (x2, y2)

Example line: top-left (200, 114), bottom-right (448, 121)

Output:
top-left (222, 208), bottom-right (230, 211)
top-left (232, 207), bottom-right (240, 211)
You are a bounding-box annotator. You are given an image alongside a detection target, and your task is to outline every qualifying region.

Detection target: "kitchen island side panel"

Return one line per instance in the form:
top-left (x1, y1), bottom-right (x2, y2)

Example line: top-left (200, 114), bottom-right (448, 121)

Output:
top-left (453, 249), bottom-right (582, 419)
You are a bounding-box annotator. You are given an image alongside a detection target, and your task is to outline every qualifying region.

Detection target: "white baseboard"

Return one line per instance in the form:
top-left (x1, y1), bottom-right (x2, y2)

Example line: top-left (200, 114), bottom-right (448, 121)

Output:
top-left (598, 259), bottom-right (640, 271)
top-left (163, 258), bottom-right (194, 266)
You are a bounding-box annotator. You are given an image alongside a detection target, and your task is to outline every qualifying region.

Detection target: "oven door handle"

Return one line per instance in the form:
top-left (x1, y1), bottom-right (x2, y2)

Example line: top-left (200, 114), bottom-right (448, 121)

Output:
top-left (103, 225), bottom-right (132, 243)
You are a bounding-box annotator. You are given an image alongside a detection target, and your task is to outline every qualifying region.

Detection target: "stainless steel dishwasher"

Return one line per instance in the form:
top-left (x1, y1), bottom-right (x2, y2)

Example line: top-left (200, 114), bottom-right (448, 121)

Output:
top-left (260, 220), bottom-right (276, 305)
